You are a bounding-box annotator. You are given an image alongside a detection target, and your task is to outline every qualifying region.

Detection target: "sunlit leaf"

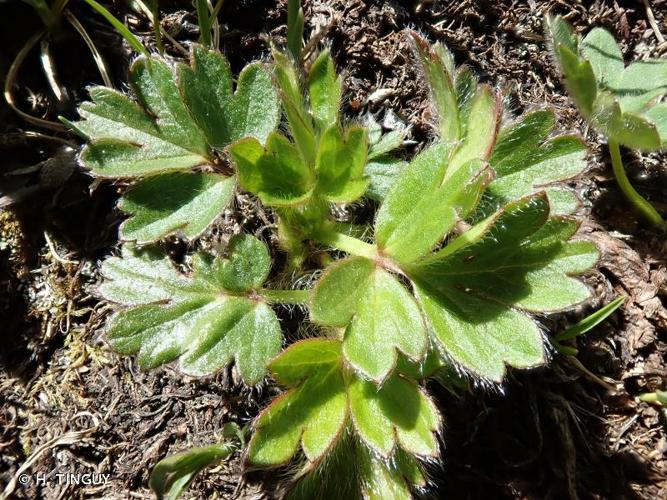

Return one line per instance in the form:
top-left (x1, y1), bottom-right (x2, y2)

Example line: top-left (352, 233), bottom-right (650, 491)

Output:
top-left (100, 235), bottom-right (281, 383)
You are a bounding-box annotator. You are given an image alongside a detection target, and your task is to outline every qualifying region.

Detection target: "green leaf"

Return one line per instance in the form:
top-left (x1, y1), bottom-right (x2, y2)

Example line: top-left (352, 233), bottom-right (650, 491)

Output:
top-left (315, 125), bottom-right (369, 202)
top-left (646, 102), bottom-right (667, 143)
top-left (178, 47), bottom-right (280, 148)
top-left (287, 0), bottom-right (304, 60)
top-left (229, 133), bottom-right (314, 206)
top-left (546, 16), bottom-right (597, 117)
top-left (486, 109), bottom-right (587, 214)
top-left (375, 143), bottom-right (493, 264)
top-left (348, 375), bottom-right (439, 457)
top-left (593, 95), bottom-right (662, 150)
top-left (364, 158), bottom-right (407, 202)
top-left (195, 0), bottom-right (212, 46)
top-left (247, 339), bottom-right (440, 466)
top-left (150, 442), bottom-right (235, 500)
top-left (248, 339), bottom-right (347, 466)
top-left (285, 431), bottom-right (425, 500)
top-left (581, 27), bottom-right (623, 88)
top-left (616, 59), bottom-right (667, 113)
top-left (412, 194), bottom-right (598, 381)
top-left (410, 31), bottom-right (459, 142)
top-left (76, 58), bottom-right (211, 177)
top-left (213, 233), bottom-right (271, 292)
top-left (311, 258), bottom-right (427, 382)
top-left (119, 173), bottom-right (235, 243)
top-left (273, 50), bottom-right (317, 163)
top-left (308, 51), bottom-right (342, 131)
top-left (359, 447), bottom-right (425, 500)
top-left (547, 17), bottom-right (667, 150)
top-left (447, 84), bottom-right (500, 177)
top-left (100, 238), bottom-right (281, 384)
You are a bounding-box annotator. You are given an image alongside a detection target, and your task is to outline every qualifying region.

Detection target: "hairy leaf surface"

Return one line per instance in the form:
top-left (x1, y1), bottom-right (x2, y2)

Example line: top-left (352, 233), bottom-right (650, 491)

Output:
top-left (411, 193), bottom-right (598, 381)
top-left (119, 173), bottom-right (234, 244)
top-left (375, 143), bottom-right (493, 264)
top-left (229, 133), bottom-right (314, 206)
top-left (315, 126), bottom-right (369, 202)
top-left (547, 16), bottom-right (667, 149)
top-left (247, 339), bottom-right (440, 466)
top-left (486, 109), bottom-right (587, 214)
top-left (308, 51), bottom-right (342, 131)
top-left (310, 258), bottom-right (427, 381)
top-left (75, 58), bottom-right (210, 177)
top-left (179, 46), bottom-right (280, 147)
top-left (73, 51), bottom-right (280, 242)
top-left (100, 235), bottom-right (281, 383)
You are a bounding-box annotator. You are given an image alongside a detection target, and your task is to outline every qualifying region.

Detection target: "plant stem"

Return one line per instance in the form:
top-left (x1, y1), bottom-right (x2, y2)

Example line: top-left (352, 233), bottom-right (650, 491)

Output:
top-left (608, 140), bottom-right (666, 229)
top-left (261, 289), bottom-right (310, 304)
top-left (314, 230), bottom-right (378, 260)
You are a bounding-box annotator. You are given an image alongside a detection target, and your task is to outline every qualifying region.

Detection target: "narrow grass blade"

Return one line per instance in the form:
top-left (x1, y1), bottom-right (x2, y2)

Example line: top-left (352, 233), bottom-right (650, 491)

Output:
top-left (555, 296), bottom-right (625, 342)
top-left (81, 0), bottom-right (149, 56)
top-left (196, 0), bottom-right (212, 47)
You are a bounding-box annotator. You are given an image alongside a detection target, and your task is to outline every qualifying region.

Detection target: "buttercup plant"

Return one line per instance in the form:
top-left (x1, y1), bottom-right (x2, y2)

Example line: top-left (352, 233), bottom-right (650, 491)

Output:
top-left (546, 16), bottom-right (667, 229)
top-left (74, 7), bottom-right (600, 498)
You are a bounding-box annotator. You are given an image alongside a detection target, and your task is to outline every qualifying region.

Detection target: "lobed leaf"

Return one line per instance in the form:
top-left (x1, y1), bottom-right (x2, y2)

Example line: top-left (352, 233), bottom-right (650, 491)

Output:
top-left (547, 16), bottom-right (667, 149)
top-left (580, 27), bottom-right (623, 88)
top-left (285, 432), bottom-right (426, 500)
top-left (178, 46), bottom-right (280, 148)
top-left (74, 51), bottom-right (281, 242)
top-left (119, 173), bottom-right (235, 244)
top-left (486, 109), bottom-right (587, 214)
top-left (76, 60), bottom-right (211, 177)
top-left (99, 236), bottom-right (281, 384)
top-left (411, 193), bottom-right (598, 381)
top-left (375, 143), bottom-right (493, 264)
top-left (229, 133), bottom-right (314, 206)
top-left (315, 125), bottom-right (369, 202)
top-left (247, 339), bottom-right (440, 467)
top-left (311, 257), bottom-right (427, 382)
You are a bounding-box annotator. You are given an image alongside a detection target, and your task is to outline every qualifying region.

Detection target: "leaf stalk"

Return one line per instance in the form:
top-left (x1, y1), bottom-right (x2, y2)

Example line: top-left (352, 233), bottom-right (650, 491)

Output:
top-left (315, 230), bottom-right (378, 260)
top-left (261, 288), bottom-right (310, 304)
top-left (608, 140), bottom-right (666, 230)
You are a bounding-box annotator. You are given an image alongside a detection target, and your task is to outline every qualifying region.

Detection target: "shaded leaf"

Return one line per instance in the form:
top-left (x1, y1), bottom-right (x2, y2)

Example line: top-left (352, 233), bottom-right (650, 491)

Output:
top-left (412, 194), bottom-right (597, 381)
top-left (150, 442), bottom-right (235, 500)
top-left (179, 47), bottom-right (279, 148)
top-left (486, 109), bottom-right (587, 214)
top-left (119, 173), bottom-right (234, 243)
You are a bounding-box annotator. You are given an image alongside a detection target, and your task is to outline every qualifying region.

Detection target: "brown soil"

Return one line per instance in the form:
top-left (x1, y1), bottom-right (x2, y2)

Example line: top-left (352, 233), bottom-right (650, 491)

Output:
top-left (1, 0), bottom-right (667, 499)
